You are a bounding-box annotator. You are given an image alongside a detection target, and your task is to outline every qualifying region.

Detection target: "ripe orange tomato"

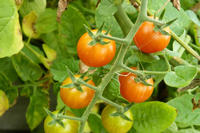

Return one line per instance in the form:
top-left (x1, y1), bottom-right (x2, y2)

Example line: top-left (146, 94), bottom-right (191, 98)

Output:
top-left (77, 29), bottom-right (116, 67)
top-left (60, 75), bottom-right (95, 109)
top-left (133, 21), bottom-right (171, 53)
top-left (119, 67), bottom-right (154, 103)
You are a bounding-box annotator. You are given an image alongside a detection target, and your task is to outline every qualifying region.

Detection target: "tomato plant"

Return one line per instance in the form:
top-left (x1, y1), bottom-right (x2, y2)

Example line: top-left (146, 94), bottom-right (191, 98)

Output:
top-left (60, 75), bottom-right (95, 109)
top-left (44, 111), bottom-right (79, 133)
top-left (77, 29), bottom-right (116, 67)
top-left (1, 0), bottom-right (200, 133)
top-left (133, 21), bottom-right (171, 53)
top-left (101, 105), bottom-right (133, 133)
top-left (119, 67), bottom-right (154, 103)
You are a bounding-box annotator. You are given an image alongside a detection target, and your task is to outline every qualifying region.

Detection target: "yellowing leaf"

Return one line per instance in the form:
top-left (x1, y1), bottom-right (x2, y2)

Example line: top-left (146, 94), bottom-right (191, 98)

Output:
top-left (0, 0), bottom-right (24, 58)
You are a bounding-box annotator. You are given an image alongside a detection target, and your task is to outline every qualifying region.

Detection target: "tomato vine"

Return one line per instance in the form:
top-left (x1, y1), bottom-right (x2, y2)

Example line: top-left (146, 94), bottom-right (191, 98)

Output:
top-left (56, 0), bottom-right (180, 132)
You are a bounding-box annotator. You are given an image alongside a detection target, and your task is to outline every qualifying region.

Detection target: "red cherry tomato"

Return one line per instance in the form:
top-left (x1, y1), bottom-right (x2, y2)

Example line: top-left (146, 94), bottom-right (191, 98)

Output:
top-left (77, 29), bottom-right (116, 67)
top-left (133, 21), bottom-right (171, 53)
top-left (60, 75), bottom-right (95, 109)
top-left (119, 67), bottom-right (154, 103)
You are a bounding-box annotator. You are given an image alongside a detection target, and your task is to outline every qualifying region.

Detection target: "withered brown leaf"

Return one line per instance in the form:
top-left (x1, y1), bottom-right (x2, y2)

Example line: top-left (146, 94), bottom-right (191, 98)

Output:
top-left (171, 0), bottom-right (181, 10)
top-left (57, 0), bottom-right (68, 22)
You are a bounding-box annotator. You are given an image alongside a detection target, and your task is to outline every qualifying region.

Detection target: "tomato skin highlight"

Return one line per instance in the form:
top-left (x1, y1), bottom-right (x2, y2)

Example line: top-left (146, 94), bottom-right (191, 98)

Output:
top-left (77, 29), bottom-right (116, 67)
top-left (119, 67), bottom-right (154, 103)
top-left (101, 105), bottom-right (133, 133)
top-left (133, 21), bottom-right (171, 53)
top-left (60, 75), bottom-right (95, 109)
top-left (44, 111), bottom-right (79, 133)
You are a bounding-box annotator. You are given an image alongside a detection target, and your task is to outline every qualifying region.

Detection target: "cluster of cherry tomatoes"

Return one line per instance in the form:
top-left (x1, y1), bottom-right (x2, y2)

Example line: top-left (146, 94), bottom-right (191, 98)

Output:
top-left (44, 21), bottom-right (171, 133)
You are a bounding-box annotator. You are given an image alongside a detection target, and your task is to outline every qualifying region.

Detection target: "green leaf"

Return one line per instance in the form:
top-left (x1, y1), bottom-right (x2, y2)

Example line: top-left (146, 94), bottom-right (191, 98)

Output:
top-left (190, 24), bottom-right (200, 47)
top-left (131, 101), bottom-right (177, 133)
top-left (50, 57), bottom-right (79, 82)
top-left (35, 8), bottom-right (57, 34)
top-left (0, 0), bottom-right (24, 58)
top-left (26, 88), bottom-right (49, 130)
top-left (0, 58), bottom-right (19, 82)
top-left (173, 31), bottom-right (187, 57)
top-left (180, 0), bottom-right (196, 10)
top-left (56, 92), bottom-right (67, 111)
top-left (177, 129), bottom-right (200, 133)
top-left (168, 94), bottom-right (200, 126)
top-left (103, 78), bottom-right (126, 103)
top-left (19, 0), bottom-right (46, 16)
top-left (11, 52), bottom-right (43, 82)
top-left (88, 113), bottom-right (108, 133)
top-left (40, 32), bottom-right (68, 57)
top-left (127, 49), bottom-right (159, 64)
top-left (42, 44), bottom-right (57, 61)
top-left (148, 0), bottom-right (191, 35)
top-left (144, 57), bottom-right (169, 86)
top-left (164, 65), bottom-right (197, 88)
top-left (186, 10), bottom-right (200, 27)
top-left (163, 122), bottom-right (178, 133)
top-left (159, 9), bottom-right (166, 20)
top-left (58, 6), bottom-right (89, 55)
top-left (95, 0), bottom-right (123, 37)
top-left (0, 73), bottom-right (18, 104)
top-left (22, 44), bottom-right (44, 64)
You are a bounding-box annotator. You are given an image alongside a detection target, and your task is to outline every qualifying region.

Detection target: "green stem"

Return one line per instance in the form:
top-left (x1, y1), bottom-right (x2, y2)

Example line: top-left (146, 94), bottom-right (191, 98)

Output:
top-left (163, 54), bottom-right (171, 71)
top-left (79, 94), bottom-right (99, 132)
top-left (170, 31), bottom-right (200, 61)
top-left (77, 79), bottom-right (98, 91)
top-left (189, 43), bottom-right (200, 51)
top-left (99, 34), bottom-right (127, 43)
top-left (121, 64), bottom-right (145, 75)
top-left (99, 96), bottom-right (124, 112)
top-left (77, 1), bottom-right (149, 132)
top-left (124, 0), bottom-right (148, 44)
top-left (60, 115), bottom-right (83, 121)
top-left (145, 17), bottom-right (165, 26)
top-left (172, 56), bottom-right (200, 72)
top-left (114, 5), bottom-right (133, 35)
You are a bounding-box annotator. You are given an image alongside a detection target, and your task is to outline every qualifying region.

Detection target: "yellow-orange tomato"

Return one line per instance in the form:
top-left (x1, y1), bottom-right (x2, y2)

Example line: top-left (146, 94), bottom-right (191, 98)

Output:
top-left (77, 29), bottom-right (116, 67)
top-left (119, 67), bottom-right (154, 103)
top-left (134, 21), bottom-right (171, 53)
top-left (60, 75), bottom-right (95, 109)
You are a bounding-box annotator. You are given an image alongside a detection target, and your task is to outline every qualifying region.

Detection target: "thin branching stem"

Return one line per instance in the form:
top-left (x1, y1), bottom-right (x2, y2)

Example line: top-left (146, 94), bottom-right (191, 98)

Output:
top-left (78, 0), bottom-right (149, 132)
top-left (99, 96), bottom-right (124, 112)
top-left (99, 34), bottom-right (127, 44)
top-left (77, 79), bottom-right (98, 91)
top-left (171, 31), bottom-right (200, 61)
top-left (60, 115), bottom-right (83, 121)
